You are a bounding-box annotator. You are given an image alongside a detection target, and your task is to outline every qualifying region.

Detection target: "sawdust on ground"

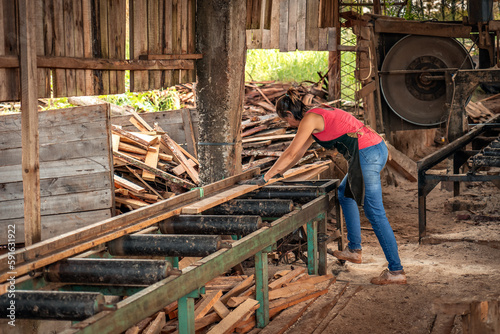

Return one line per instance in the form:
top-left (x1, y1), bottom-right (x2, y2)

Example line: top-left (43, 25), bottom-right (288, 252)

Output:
top-left (282, 174), bottom-right (500, 334)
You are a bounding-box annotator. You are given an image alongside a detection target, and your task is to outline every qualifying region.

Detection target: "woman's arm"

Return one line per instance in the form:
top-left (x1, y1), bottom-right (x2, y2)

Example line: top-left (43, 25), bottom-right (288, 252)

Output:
top-left (263, 113), bottom-right (321, 181)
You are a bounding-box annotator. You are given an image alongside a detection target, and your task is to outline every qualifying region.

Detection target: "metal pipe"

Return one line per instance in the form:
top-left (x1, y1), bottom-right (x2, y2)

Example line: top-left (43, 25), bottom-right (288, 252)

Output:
top-left (209, 199), bottom-right (294, 217)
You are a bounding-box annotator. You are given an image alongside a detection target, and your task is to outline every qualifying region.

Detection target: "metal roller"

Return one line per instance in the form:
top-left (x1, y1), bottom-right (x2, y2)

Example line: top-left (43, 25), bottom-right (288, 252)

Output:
top-left (44, 258), bottom-right (172, 285)
top-left (159, 215), bottom-right (265, 235)
top-left (209, 199), bottom-right (294, 217)
top-left (380, 35), bottom-right (473, 126)
top-left (0, 291), bottom-right (105, 320)
top-left (108, 234), bottom-right (222, 257)
top-left (248, 185), bottom-right (320, 203)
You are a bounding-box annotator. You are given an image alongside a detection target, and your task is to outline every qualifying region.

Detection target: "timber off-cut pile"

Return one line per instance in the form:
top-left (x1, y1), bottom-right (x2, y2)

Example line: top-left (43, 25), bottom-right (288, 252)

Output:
top-left (241, 81), bottom-right (331, 173)
top-left (112, 112), bottom-right (200, 214)
top-left (467, 93), bottom-right (500, 124)
top-left (124, 267), bottom-right (336, 334)
top-left (182, 80), bottom-right (331, 174)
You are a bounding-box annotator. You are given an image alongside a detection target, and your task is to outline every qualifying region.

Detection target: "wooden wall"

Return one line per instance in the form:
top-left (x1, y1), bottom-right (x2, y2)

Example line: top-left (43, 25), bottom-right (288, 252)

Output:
top-left (0, 104), bottom-right (114, 244)
top-left (246, 0), bottom-right (337, 51)
top-left (0, 0), bottom-right (197, 102)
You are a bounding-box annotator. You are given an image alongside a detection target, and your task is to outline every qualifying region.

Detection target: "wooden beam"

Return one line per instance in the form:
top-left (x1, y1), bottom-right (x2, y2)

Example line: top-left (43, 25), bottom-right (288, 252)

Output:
top-left (19, 0), bottom-right (41, 246)
top-left (374, 19), bottom-right (472, 38)
top-left (0, 55), bottom-right (195, 71)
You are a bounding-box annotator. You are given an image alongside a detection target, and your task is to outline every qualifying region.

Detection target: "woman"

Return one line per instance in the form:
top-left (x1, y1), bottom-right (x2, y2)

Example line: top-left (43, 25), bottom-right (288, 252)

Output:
top-left (260, 88), bottom-right (406, 285)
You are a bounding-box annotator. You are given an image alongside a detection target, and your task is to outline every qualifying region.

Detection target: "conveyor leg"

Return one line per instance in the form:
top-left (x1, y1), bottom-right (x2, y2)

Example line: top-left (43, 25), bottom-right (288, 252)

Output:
top-left (318, 215), bottom-right (327, 275)
top-left (307, 219), bottom-right (318, 275)
top-left (178, 288), bottom-right (204, 334)
top-left (166, 257), bottom-right (179, 269)
top-left (255, 245), bottom-right (273, 328)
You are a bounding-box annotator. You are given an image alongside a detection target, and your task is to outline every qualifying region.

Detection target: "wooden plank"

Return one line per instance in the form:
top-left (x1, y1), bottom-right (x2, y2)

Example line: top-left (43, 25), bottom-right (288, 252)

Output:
top-left (63, 0), bottom-right (77, 96)
top-left (206, 299), bottom-right (260, 334)
top-left (35, 0), bottom-right (49, 98)
top-left (143, 312), bottom-right (166, 334)
top-left (0, 172), bottom-right (112, 202)
top-left (81, 0), bottom-right (93, 95)
top-left (0, 209), bottom-right (112, 244)
top-left (279, 0), bottom-right (289, 52)
top-left (194, 290), bottom-right (223, 320)
top-left (52, 0), bottom-right (67, 97)
top-left (130, 0), bottom-right (151, 92)
top-left (296, 0), bottom-right (306, 50)
top-left (1, 137), bottom-right (112, 167)
top-left (179, 0), bottom-right (189, 83)
top-left (220, 275), bottom-right (255, 304)
top-left (1, 189), bottom-right (113, 220)
top-left (162, 0), bottom-right (174, 88)
top-left (148, 0), bottom-right (162, 89)
top-left (0, 120), bottom-right (108, 151)
top-left (288, 0), bottom-right (298, 51)
top-left (269, 0), bottom-right (281, 49)
top-left (73, 0), bottom-right (85, 96)
top-left (213, 300), bottom-right (231, 319)
top-left (114, 174), bottom-right (146, 193)
top-left (181, 184), bottom-right (260, 214)
top-left (99, 0), bottom-right (110, 94)
top-left (19, 0), bottom-right (41, 246)
top-left (181, 109), bottom-right (198, 158)
top-left (156, 126), bottom-right (200, 184)
top-left (268, 283), bottom-right (316, 300)
top-left (0, 156), bottom-right (110, 182)
top-left (374, 19), bottom-right (472, 38)
top-left (269, 267), bottom-right (306, 290)
top-left (242, 134), bottom-right (295, 143)
top-left (142, 137), bottom-right (161, 181)
top-left (114, 151), bottom-right (195, 189)
top-left (107, 0), bottom-right (126, 94)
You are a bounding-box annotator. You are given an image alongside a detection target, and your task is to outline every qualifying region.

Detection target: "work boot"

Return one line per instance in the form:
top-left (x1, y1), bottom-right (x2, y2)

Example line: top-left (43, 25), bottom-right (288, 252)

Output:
top-left (370, 269), bottom-right (407, 285)
top-left (332, 248), bottom-right (362, 264)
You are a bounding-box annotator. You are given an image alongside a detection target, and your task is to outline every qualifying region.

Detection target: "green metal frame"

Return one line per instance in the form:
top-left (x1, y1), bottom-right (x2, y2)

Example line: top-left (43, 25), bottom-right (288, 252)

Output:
top-left (60, 194), bottom-right (331, 334)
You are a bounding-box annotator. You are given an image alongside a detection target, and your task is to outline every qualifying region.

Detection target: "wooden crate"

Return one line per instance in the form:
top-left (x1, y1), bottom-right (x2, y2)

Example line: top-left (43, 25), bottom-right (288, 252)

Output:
top-left (0, 104), bottom-right (114, 244)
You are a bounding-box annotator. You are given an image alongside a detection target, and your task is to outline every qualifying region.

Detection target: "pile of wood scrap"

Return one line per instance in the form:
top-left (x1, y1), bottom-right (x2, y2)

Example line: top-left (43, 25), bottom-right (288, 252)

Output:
top-left (112, 112), bottom-right (200, 214)
top-left (466, 100), bottom-right (495, 124)
top-left (125, 267), bottom-right (336, 334)
top-left (240, 81), bottom-right (332, 173)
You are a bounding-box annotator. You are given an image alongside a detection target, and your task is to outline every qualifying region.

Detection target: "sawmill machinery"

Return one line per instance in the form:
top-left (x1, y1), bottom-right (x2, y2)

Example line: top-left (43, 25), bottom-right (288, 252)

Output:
top-left (368, 0), bottom-right (500, 142)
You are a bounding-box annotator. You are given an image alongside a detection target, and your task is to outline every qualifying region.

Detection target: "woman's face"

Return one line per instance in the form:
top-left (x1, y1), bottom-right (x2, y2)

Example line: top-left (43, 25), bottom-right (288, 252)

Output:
top-left (283, 111), bottom-right (300, 128)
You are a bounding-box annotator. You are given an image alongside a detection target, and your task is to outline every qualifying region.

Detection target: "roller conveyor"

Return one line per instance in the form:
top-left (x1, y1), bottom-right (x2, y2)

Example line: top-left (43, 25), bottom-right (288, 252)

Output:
top-left (0, 172), bottom-right (342, 334)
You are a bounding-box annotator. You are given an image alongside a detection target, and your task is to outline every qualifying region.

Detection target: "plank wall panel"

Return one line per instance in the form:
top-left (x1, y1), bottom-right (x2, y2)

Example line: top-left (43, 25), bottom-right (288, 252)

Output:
top-left (52, 0), bottom-right (67, 97)
top-left (36, 0), bottom-right (50, 97)
top-left (0, 210), bottom-right (112, 244)
top-left (163, 0), bottom-right (175, 88)
top-left (147, 0), bottom-right (162, 89)
top-left (0, 0), bottom-right (20, 101)
top-left (130, 0), bottom-right (149, 92)
top-left (63, 0), bottom-right (77, 97)
top-left (0, 105), bottom-right (114, 244)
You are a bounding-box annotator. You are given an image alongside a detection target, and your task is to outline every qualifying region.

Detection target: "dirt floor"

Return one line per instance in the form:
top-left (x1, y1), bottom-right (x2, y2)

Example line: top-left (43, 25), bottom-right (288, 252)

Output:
top-left (267, 172), bottom-right (500, 334)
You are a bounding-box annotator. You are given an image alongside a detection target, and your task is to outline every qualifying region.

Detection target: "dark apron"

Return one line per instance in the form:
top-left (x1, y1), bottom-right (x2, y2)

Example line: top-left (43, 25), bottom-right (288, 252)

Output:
top-left (312, 133), bottom-right (365, 206)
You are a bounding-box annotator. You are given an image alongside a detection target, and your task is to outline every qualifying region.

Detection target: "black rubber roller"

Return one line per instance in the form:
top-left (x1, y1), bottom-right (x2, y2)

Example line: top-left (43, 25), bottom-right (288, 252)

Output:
top-left (159, 215), bottom-right (264, 235)
top-left (0, 290), bottom-right (105, 320)
top-left (44, 258), bottom-right (172, 285)
top-left (209, 199), bottom-right (294, 217)
top-left (108, 234), bottom-right (222, 257)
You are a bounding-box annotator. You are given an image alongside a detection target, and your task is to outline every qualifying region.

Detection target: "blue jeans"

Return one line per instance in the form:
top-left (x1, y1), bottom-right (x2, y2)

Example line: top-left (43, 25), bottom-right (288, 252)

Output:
top-left (338, 141), bottom-right (403, 272)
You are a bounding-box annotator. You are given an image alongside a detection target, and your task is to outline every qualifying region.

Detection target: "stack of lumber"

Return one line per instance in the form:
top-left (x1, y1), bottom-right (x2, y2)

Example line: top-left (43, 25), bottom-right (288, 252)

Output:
top-left (125, 267), bottom-right (336, 334)
top-left (112, 112), bottom-right (200, 213)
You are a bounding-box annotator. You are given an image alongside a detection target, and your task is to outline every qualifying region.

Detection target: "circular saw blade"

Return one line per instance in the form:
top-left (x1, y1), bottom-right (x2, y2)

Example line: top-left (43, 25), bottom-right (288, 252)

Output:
top-left (380, 35), bottom-right (473, 126)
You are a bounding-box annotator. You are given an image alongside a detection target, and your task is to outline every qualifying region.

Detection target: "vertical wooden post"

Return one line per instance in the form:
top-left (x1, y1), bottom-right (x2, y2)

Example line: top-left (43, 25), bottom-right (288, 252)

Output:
top-left (195, 0), bottom-right (247, 184)
top-left (307, 219), bottom-right (318, 275)
top-left (255, 247), bottom-right (270, 328)
top-left (328, 0), bottom-right (341, 103)
top-left (19, 0), bottom-right (41, 246)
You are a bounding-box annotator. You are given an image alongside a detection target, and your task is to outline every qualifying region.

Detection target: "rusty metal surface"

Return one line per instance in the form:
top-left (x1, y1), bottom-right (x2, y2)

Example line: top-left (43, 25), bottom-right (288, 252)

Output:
top-left (380, 35), bottom-right (473, 126)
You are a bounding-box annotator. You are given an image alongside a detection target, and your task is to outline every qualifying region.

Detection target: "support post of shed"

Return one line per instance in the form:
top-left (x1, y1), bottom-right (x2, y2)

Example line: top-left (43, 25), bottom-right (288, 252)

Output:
top-left (19, 0), bottom-right (41, 245)
top-left (195, 0), bottom-right (247, 184)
